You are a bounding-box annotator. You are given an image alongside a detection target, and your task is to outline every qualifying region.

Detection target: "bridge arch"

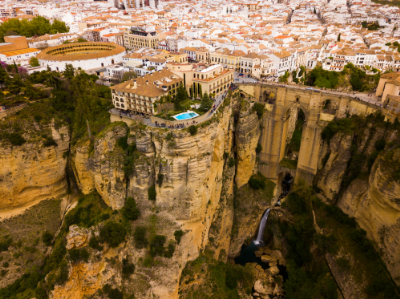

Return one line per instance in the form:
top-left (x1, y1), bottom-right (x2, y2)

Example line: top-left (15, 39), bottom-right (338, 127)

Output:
top-left (263, 90), bottom-right (277, 104)
top-left (279, 106), bottom-right (306, 166)
top-left (321, 98), bottom-right (339, 115)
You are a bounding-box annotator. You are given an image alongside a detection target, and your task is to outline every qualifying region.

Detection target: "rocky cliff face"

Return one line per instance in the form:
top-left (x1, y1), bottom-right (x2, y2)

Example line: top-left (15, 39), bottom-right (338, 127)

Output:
top-left (0, 124), bottom-right (69, 213)
top-left (69, 102), bottom-right (252, 298)
top-left (316, 124), bottom-right (400, 285)
top-left (235, 102), bottom-right (260, 189)
top-left (338, 152), bottom-right (400, 285)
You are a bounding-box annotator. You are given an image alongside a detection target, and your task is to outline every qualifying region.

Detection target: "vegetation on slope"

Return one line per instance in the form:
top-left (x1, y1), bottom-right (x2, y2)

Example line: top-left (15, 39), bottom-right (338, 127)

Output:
top-left (306, 63), bottom-right (380, 91)
top-left (0, 64), bottom-right (111, 146)
top-left (178, 249), bottom-right (255, 299)
top-left (320, 111), bottom-right (399, 196)
top-left (313, 195), bottom-right (400, 298)
top-left (279, 185), bottom-right (400, 299)
top-left (0, 200), bottom-right (61, 288)
top-left (279, 187), bottom-right (338, 299)
top-left (0, 191), bottom-right (117, 299)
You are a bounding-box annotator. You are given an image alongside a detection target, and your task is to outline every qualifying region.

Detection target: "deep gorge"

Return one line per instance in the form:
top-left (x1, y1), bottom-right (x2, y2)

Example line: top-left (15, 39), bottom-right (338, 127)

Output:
top-left (1, 83), bottom-right (400, 299)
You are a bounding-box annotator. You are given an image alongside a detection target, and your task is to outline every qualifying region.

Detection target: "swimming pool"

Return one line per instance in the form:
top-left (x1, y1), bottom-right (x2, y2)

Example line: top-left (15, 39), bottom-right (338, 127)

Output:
top-left (172, 111), bottom-right (199, 120)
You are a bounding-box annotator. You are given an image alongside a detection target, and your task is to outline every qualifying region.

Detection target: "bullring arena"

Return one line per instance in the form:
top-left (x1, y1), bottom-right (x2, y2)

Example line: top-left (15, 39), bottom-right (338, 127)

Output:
top-left (36, 42), bottom-right (126, 71)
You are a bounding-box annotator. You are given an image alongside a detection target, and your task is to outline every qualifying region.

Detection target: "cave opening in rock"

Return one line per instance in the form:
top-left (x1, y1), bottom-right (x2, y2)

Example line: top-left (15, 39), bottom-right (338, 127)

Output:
top-left (278, 172), bottom-right (294, 203)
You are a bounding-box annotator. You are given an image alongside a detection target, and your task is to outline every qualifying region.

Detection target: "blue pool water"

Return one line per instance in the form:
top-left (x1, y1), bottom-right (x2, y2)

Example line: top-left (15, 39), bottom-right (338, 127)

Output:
top-left (173, 112), bottom-right (198, 120)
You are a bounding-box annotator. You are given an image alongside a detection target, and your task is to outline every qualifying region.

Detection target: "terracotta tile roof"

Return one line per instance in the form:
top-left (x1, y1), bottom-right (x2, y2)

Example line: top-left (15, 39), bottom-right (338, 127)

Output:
top-left (110, 69), bottom-right (182, 98)
top-left (0, 48), bottom-right (40, 57)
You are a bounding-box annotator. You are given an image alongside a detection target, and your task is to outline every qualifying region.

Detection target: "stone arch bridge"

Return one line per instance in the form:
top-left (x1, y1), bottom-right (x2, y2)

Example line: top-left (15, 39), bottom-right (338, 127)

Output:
top-left (237, 83), bottom-right (394, 186)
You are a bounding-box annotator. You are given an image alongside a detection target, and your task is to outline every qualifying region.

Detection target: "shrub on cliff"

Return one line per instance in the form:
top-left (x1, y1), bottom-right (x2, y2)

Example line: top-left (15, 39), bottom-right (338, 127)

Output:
top-left (102, 284), bottom-right (123, 299)
top-left (164, 242), bottom-right (175, 258)
top-left (122, 197), bottom-right (140, 221)
top-left (149, 235), bottom-right (166, 257)
top-left (122, 258), bottom-right (135, 279)
top-left (6, 133), bottom-right (26, 146)
top-left (43, 136), bottom-right (57, 147)
top-left (42, 231), bottom-right (53, 246)
top-left (68, 248), bottom-right (89, 263)
top-left (89, 236), bottom-right (103, 251)
top-left (256, 144), bottom-right (262, 154)
top-left (133, 226), bottom-right (147, 249)
top-left (148, 185), bottom-right (156, 201)
top-left (252, 103), bottom-right (264, 119)
top-left (188, 125), bottom-right (198, 135)
top-left (0, 236), bottom-right (12, 252)
top-left (228, 157), bottom-right (236, 168)
top-left (174, 230), bottom-right (184, 244)
top-left (248, 175), bottom-right (266, 190)
top-left (100, 221), bottom-right (127, 248)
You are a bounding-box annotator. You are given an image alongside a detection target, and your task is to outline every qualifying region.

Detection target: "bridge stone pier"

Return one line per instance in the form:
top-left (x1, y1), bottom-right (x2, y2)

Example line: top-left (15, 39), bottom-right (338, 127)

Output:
top-left (237, 83), bottom-right (383, 185)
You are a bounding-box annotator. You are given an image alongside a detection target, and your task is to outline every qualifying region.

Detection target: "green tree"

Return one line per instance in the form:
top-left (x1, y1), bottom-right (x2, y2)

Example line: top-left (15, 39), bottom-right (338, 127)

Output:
top-left (193, 82), bottom-right (197, 98)
top-left (200, 92), bottom-right (213, 111)
top-left (63, 64), bottom-right (75, 80)
top-left (148, 185), bottom-right (156, 201)
top-left (42, 231), bottom-right (53, 246)
top-left (133, 226), bottom-right (147, 249)
top-left (122, 197), bottom-right (140, 220)
top-left (188, 125), bottom-right (198, 135)
top-left (0, 16), bottom-right (69, 41)
top-left (29, 57), bottom-right (40, 67)
top-left (100, 221), bottom-right (127, 248)
top-left (149, 235), bottom-right (166, 257)
top-left (174, 83), bottom-right (188, 111)
top-left (337, 33), bottom-right (341, 42)
top-left (51, 19), bottom-right (69, 34)
top-left (77, 37), bottom-right (87, 42)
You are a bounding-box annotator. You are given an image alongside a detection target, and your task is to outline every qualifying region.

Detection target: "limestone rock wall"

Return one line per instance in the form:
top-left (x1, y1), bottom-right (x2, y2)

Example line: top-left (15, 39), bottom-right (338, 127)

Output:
top-left (71, 105), bottom-right (237, 298)
top-left (316, 133), bottom-right (353, 201)
top-left (338, 154), bottom-right (400, 285)
top-left (235, 102), bottom-right (260, 188)
top-left (316, 127), bottom-right (400, 285)
top-left (0, 124), bottom-right (69, 212)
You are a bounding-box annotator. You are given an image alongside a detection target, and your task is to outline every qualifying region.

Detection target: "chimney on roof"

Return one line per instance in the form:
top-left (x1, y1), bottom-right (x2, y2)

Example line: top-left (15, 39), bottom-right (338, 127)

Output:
top-left (146, 80), bottom-right (149, 85)
top-left (133, 80), bottom-right (137, 88)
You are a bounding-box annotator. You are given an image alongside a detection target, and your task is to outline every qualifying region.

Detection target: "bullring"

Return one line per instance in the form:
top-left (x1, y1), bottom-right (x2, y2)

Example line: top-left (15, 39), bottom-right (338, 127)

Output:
top-left (36, 42), bottom-right (126, 72)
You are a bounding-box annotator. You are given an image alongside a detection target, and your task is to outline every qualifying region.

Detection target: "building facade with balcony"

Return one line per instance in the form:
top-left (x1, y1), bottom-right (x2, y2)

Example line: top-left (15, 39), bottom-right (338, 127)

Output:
top-left (124, 27), bottom-right (159, 50)
top-left (211, 48), bottom-right (245, 70)
top-left (110, 69), bottom-right (183, 115)
top-left (191, 64), bottom-right (234, 97)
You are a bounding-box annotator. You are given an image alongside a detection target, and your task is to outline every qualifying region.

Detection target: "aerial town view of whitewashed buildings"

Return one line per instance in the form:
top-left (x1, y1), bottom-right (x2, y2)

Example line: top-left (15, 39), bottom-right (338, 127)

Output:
top-left (2, 0), bottom-right (400, 117)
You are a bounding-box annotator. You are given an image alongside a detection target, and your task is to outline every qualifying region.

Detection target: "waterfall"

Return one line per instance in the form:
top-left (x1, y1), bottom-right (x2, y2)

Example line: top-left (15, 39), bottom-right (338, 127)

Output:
top-left (254, 208), bottom-right (271, 245)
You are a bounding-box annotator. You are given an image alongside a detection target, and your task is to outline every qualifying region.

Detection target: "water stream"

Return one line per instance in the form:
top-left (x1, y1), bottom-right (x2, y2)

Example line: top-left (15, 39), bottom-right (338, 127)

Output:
top-left (234, 174), bottom-right (294, 278)
top-left (253, 208), bottom-right (271, 245)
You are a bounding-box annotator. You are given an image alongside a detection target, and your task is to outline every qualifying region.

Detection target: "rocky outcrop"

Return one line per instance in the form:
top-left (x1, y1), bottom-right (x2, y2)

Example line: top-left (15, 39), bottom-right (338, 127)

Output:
top-left (316, 133), bottom-right (353, 201)
top-left (316, 124), bottom-right (400, 285)
top-left (71, 140), bottom-right (95, 194)
top-left (338, 151), bottom-right (400, 285)
top-left (66, 225), bottom-right (92, 250)
top-left (235, 102), bottom-right (260, 188)
top-left (71, 104), bottom-right (236, 298)
top-left (0, 124), bottom-right (69, 212)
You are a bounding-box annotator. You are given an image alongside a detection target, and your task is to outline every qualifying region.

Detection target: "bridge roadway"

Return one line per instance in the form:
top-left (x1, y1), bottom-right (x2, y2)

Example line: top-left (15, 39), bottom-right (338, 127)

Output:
top-left (238, 81), bottom-right (383, 108)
